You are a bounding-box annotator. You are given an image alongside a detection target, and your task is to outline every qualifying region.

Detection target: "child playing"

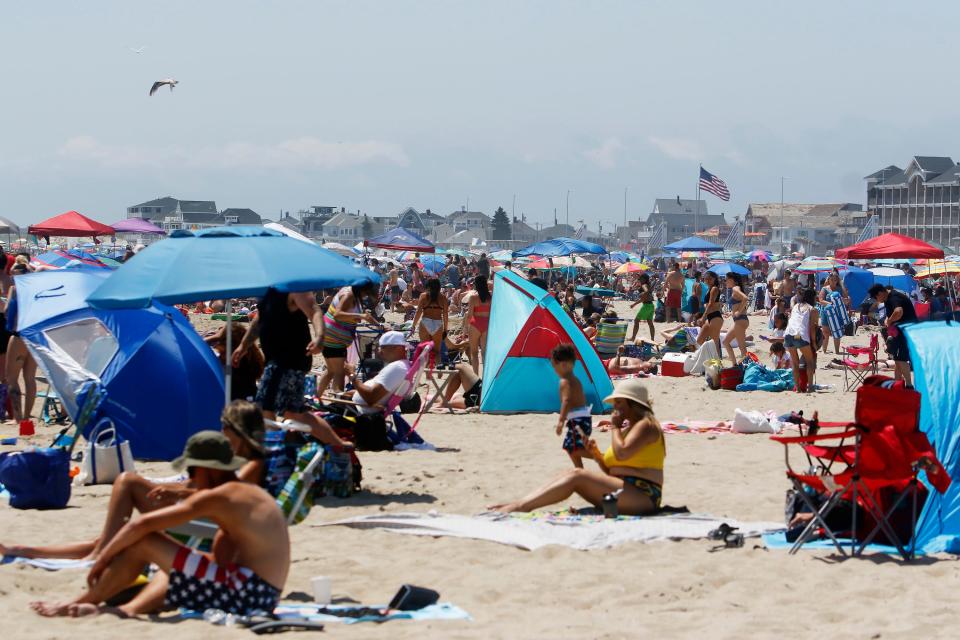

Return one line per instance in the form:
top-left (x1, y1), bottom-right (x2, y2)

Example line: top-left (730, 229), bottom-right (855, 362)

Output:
top-left (551, 344), bottom-right (592, 468)
top-left (770, 341), bottom-right (791, 370)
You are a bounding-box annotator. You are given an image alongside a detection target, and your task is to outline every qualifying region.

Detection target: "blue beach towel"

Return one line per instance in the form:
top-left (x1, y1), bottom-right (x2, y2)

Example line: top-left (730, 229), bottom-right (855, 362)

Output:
top-left (735, 361), bottom-right (793, 392)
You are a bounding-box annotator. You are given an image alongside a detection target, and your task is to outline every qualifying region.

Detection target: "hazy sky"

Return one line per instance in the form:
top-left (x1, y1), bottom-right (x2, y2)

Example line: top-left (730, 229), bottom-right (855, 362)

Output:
top-left (2, 1), bottom-right (958, 230)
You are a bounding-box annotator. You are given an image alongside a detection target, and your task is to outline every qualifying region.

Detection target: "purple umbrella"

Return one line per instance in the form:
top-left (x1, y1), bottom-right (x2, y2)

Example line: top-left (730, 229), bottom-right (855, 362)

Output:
top-left (111, 217), bottom-right (166, 235)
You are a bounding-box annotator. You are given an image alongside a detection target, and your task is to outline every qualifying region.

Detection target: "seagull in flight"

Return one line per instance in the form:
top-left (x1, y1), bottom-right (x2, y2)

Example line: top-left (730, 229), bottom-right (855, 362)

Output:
top-left (149, 78), bottom-right (178, 96)
top-left (129, 46), bottom-right (145, 54)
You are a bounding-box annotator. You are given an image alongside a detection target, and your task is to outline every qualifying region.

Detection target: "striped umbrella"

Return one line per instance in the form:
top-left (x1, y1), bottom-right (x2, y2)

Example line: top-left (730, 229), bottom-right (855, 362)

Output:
top-left (914, 261), bottom-right (960, 279)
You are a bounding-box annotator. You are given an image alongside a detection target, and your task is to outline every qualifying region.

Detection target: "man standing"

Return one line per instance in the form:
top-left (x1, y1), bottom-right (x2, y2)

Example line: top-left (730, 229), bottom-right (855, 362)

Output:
top-left (234, 288), bottom-right (348, 446)
top-left (868, 284), bottom-right (918, 386)
top-left (664, 262), bottom-right (685, 323)
top-left (31, 432), bottom-right (289, 618)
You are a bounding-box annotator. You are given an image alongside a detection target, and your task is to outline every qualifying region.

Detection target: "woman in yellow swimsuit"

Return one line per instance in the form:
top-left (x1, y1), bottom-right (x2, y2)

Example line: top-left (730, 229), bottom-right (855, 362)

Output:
top-left (488, 379), bottom-right (664, 515)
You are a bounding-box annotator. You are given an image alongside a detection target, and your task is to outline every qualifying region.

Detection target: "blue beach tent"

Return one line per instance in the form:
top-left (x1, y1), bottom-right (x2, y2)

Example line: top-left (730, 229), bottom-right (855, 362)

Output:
top-left (663, 236), bottom-right (722, 252)
top-left (904, 321), bottom-right (960, 553)
top-left (480, 270), bottom-right (613, 414)
top-left (513, 237), bottom-right (606, 258)
top-left (16, 268), bottom-right (223, 460)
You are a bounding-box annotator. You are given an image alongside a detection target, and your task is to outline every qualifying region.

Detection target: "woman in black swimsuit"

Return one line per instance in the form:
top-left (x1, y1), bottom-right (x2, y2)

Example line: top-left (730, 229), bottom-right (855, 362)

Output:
top-left (697, 271), bottom-right (723, 350)
top-left (722, 273), bottom-right (750, 366)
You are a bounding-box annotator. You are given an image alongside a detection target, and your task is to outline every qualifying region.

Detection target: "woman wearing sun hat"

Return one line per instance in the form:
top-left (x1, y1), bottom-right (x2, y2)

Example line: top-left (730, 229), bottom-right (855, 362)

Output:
top-left (488, 378), bottom-right (665, 515)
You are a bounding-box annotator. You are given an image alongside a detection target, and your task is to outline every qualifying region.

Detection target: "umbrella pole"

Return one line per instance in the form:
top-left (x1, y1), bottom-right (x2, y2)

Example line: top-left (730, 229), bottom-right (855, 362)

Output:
top-left (224, 298), bottom-right (233, 405)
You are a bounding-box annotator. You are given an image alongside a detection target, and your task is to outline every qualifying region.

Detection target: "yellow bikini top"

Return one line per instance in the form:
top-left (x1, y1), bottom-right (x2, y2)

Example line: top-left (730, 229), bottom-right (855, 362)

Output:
top-left (602, 423), bottom-right (665, 471)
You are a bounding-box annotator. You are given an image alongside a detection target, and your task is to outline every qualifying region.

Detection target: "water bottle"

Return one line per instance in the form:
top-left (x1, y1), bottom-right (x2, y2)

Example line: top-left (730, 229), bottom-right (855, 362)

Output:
top-left (602, 489), bottom-right (623, 518)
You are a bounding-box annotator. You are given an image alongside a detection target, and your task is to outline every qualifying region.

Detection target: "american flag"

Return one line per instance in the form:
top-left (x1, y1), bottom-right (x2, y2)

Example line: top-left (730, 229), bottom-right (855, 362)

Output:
top-left (699, 166), bottom-right (730, 201)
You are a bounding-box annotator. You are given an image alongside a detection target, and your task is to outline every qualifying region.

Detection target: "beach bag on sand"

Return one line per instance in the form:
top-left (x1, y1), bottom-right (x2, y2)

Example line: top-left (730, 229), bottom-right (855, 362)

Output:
top-left (720, 366), bottom-right (744, 390)
top-left (732, 409), bottom-right (776, 434)
top-left (0, 447), bottom-right (71, 509)
top-left (705, 359), bottom-right (723, 389)
top-left (79, 419), bottom-right (135, 485)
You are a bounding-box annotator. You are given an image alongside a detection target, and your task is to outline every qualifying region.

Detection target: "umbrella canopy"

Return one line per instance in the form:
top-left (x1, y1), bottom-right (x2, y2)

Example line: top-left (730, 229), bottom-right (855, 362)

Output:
top-left (749, 249), bottom-right (771, 261)
top-left (614, 262), bottom-right (650, 275)
top-left (608, 251), bottom-right (633, 263)
top-left (513, 237), bottom-right (606, 257)
top-left (528, 256), bottom-right (593, 269)
top-left (111, 217), bottom-right (166, 235)
top-left (707, 262), bottom-right (751, 277)
top-left (28, 211), bottom-right (116, 239)
top-left (489, 249), bottom-right (513, 262)
top-left (15, 268), bottom-right (223, 460)
top-left (914, 261), bottom-right (960, 279)
top-left (419, 254), bottom-right (447, 275)
top-left (795, 257), bottom-right (838, 272)
top-left (87, 226), bottom-right (379, 309)
top-left (663, 236), bottom-right (723, 252)
top-left (870, 267), bottom-right (917, 293)
top-left (263, 222), bottom-right (312, 245)
top-left (365, 227), bottom-right (435, 253)
top-left (439, 247), bottom-right (472, 258)
top-left (320, 241), bottom-right (360, 257)
top-left (835, 232), bottom-right (944, 260)
top-left (32, 250), bottom-right (110, 270)
top-left (0, 216), bottom-right (20, 235)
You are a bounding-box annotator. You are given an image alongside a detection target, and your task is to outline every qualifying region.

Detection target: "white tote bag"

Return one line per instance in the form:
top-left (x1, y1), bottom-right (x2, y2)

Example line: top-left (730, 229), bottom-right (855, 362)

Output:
top-left (80, 419), bottom-right (136, 485)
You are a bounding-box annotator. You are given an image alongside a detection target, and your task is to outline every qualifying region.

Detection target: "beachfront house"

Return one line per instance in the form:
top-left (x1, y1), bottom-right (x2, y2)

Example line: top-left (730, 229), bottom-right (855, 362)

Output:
top-left (126, 196), bottom-right (221, 233)
top-left (866, 156), bottom-right (960, 249)
top-left (745, 203), bottom-right (862, 255)
top-left (220, 208), bottom-right (263, 226)
top-left (397, 207), bottom-right (445, 237)
top-left (642, 198), bottom-right (727, 249)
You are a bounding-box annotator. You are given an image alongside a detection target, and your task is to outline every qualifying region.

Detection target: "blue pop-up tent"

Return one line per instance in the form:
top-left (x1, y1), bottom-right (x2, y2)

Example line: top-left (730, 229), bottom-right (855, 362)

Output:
top-left (513, 237), bottom-right (606, 257)
top-left (663, 236), bottom-right (723, 252)
top-left (480, 270), bottom-right (613, 414)
top-left (905, 321), bottom-right (960, 553)
top-left (16, 268), bottom-right (223, 460)
top-left (364, 227), bottom-right (435, 253)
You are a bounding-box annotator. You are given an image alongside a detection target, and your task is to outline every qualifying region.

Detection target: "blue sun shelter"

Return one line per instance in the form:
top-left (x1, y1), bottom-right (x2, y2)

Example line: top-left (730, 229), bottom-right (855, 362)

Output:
top-left (480, 270), bottom-right (613, 414)
top-left (15, 268), bottom-right (223, 460)
top-left (904, 321), bottom-right (960, 553)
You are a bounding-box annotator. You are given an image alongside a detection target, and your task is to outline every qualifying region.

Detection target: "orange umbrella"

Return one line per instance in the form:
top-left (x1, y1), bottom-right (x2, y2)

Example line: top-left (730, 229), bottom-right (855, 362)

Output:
top-left (614, 262), bottom-right (649, 275)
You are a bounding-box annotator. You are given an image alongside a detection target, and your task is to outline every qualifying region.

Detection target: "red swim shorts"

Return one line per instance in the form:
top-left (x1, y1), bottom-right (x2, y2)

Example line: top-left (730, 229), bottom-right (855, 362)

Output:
top-left (666, 289), bottom-right (682, 308)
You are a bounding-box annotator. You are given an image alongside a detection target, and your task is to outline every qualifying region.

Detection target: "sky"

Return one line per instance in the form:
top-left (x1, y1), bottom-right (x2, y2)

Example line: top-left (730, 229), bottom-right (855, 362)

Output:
top-left (2, 1), bottom-right (960, 231)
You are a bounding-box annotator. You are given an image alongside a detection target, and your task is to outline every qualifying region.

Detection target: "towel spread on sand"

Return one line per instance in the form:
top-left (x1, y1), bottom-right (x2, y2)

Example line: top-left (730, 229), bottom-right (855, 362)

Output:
top-left (180, 602), bottom-right (471, 625)
top-left (317, 511), bottom-right (785, 551)
top-left (661, 420), bottom-right (733, 434)
top-left (1, 556), bottom-right (93, 570)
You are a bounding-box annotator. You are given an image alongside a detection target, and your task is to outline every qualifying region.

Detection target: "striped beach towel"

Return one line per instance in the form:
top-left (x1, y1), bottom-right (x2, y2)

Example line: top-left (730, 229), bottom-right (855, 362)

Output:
top-left (818, 290), bottom-right (849, 336)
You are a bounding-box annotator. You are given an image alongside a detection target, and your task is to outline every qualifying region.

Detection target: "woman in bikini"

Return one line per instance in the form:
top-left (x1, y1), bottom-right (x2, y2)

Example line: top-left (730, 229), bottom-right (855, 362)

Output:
top-left (4, 263), bottom-right (38, 423)
top-left (462, 276), bottom-right (491, 375)
top-left (411, 278), bottom-right (448, 357)
top-left (722, 272), bottom-right (750, 366)
top-left (697, 270), bottom-right (723, 350)
top-left (317, 282), bottom-right (378, 394)
top-left (489, 379), bottom-right (664, 515)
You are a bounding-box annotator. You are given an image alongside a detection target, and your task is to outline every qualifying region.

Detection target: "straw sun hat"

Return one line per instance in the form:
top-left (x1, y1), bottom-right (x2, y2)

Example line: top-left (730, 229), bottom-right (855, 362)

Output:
top-left (603, 378), bottom-right (653, 412)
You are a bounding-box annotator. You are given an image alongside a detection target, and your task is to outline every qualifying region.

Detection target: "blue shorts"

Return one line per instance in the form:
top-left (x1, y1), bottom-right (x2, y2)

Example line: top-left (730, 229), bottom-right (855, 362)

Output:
top-left (562, 416), bottom-right (592, 453)
top-left (255, 362), bottom-right (307, 414)
top-left (784, 334), bottom-right (809, 349)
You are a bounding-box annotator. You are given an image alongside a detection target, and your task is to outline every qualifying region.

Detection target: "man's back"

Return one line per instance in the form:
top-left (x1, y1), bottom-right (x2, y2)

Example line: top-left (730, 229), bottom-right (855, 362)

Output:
top-left (207, 481), bottom-right (290, 589)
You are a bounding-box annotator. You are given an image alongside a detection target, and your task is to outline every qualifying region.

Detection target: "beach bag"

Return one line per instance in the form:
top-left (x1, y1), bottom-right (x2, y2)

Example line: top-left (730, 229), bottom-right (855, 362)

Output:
top-left (844, 321), bottom-right (856, 337)
top-left (732, 409), bottom-right (776, 434)
top-left (79, 419), bottom-right (135, 485)
top-left (398, 392), bottom-right (422, 414)
top-left (720, 366), bottom-right (744, 390)
top-left (705, 359), bottom-right (723, 390)
top-left (0, 447), bottom-right (71, 509)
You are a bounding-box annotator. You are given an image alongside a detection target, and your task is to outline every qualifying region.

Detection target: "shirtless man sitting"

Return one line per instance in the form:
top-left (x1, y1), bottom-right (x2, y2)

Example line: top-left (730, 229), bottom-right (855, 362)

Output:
top-left (30, 431), bottom-right (290, 619)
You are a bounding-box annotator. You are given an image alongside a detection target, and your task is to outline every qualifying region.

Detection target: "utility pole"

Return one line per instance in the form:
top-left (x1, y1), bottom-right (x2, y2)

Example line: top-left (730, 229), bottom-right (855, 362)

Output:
top-left (624, 186), bottom-right (628, 227)
top-left (512, 194), bottom-right (516, 220)
top-left (566, 190), bottom-right (571, 227)
top-left (780, 177), bottom-right (787, 252)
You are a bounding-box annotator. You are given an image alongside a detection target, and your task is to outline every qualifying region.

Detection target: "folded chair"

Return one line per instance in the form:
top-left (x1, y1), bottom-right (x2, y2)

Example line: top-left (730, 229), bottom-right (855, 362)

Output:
top-left (771, 376), bottom-right (950, 560)
top-left (594, 321), bottom-right (628, 359)
top-left (841, 333), bottom-right (879, 392)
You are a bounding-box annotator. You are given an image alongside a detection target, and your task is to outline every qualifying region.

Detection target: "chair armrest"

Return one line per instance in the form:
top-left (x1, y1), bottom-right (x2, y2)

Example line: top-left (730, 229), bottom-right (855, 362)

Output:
top-left (770, 428), bottom-right (859, 444)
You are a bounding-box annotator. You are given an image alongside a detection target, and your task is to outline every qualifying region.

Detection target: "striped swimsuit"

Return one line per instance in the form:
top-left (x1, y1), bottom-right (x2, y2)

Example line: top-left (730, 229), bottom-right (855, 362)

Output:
top-left (322, 288), bottom-right (360, 350)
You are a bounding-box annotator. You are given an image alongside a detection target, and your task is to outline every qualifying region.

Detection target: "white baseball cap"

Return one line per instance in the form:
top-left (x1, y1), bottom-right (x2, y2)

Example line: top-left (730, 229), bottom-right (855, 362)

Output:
top-left (379, 331), bottom-right (409, 348)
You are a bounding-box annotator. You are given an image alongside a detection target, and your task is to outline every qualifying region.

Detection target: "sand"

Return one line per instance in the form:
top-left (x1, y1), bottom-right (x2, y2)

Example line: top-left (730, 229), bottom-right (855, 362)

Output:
top-left (2, 308), bottom-right (957, 640)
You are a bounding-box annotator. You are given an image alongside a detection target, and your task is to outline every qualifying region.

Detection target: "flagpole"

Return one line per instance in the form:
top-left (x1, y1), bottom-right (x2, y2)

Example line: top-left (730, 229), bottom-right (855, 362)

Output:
top-left (696, 164), bottom-right (701, 235)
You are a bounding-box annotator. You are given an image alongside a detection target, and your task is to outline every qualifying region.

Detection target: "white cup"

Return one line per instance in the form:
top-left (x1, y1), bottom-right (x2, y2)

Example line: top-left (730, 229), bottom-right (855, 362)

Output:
top-left (311, 576), bottom-right (332, 604)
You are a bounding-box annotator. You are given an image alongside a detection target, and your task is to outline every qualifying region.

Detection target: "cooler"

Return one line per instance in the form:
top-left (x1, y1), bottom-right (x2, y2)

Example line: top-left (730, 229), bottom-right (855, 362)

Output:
top-left (661, 353), bottom-right (689, 377)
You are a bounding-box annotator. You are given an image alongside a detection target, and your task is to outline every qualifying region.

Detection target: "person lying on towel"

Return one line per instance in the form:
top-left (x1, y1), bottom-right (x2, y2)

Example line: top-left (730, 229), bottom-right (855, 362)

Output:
top-left (488, 379), bottom-right (664, 516)
top-left (1, 401), bottom-right (266, 561)
top-left (31, 431), bottom-right (289, 619)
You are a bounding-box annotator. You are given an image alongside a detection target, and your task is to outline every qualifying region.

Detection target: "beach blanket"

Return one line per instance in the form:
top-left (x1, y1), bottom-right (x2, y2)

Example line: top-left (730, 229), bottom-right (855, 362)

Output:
top-left (1, 556), bottom-right (93, 570)
top-left (318, 511), bottom-right (784, 551)
top-left (736, 361), bottom-right (793, 392)
top-left (661, 420), bottom-right (732, 434)
top-left (180, 602), bottom-right (471, 625)
top-left (762, 532), bottom-right (915, 556)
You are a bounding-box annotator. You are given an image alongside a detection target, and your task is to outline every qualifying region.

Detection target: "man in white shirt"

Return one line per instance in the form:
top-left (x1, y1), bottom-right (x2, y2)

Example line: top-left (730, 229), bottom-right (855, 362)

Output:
top-left (349, 331), bottom-right (411, 414)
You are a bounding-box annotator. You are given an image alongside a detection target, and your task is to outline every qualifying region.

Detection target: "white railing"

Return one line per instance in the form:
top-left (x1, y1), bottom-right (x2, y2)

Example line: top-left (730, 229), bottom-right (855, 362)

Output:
top-left (723, 219), bottom-right (745, 250)
top-left (856, 215), bottom-right (879, 244)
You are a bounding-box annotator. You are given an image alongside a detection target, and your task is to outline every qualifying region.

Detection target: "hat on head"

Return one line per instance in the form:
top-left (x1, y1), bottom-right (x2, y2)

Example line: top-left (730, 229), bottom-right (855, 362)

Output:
top-left (171, 430), bottom-right (247, 472)
top-left (379, 330), bottom-right (409, 348)
top-left (603, 378), bottom-right (653, 411)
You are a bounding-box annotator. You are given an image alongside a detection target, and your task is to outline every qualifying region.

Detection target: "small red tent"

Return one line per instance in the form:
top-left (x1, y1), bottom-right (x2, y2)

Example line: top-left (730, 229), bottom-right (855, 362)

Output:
top-left (835, 232), bottom-right (944, 260)
top-left (28, 211), bottom-right (116, 241)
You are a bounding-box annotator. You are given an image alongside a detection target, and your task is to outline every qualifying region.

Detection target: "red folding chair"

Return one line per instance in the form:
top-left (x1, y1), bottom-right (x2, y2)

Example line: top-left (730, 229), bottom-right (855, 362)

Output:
top-left (771, 376), bottom-right (950, 560)
top-left (841, 333), bottom-right (879, 392)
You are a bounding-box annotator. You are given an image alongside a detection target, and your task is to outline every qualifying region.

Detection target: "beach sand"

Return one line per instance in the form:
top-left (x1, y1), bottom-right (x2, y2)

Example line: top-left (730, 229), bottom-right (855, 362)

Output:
top-left (2, 310), bottom-right (956, 640)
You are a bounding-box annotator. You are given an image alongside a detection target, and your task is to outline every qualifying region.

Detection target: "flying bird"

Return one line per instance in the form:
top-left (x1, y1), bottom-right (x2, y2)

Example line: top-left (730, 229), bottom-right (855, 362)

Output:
top-left (129, 46), bottom-right (145, 54)
top-left (149, 78), bottom-right (178, 96)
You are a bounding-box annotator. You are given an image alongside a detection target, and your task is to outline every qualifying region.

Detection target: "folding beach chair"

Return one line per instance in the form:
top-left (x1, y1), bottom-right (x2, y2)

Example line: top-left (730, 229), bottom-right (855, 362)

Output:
top-left (841, 333), bottom-right (879, 392)
top-left (594, 320), bottom-right (628, 359)
top-left (771, 376), bottom-right (950, 560)
top-left (36, 376), bottom-right (68, 425)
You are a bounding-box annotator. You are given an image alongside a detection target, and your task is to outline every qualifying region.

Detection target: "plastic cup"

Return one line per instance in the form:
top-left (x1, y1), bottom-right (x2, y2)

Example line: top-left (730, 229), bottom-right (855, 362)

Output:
top-left (311, 576), bottom-right (332, 604)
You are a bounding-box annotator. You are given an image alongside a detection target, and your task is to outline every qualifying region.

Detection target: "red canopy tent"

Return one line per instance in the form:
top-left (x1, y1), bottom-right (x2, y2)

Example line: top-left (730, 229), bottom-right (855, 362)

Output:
top-left (835, 233), bottom-right (944, 260)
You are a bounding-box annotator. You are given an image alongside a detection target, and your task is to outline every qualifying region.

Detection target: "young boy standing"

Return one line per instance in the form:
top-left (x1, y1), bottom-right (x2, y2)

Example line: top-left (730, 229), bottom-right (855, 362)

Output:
top-left (551, 344), bottom-right (592, 468)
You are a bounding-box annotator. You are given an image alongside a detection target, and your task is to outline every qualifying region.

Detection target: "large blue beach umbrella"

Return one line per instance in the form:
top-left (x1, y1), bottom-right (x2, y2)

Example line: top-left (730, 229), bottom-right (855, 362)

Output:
top-left (663, 236), bottom-right (723, 252)
top-left (87, 226), bottom-right (380, 402)
top-left (707, 262), bottom-right (751, 278)
top-left (513, 237), bottom-right (606, 257)
top-left (16, 268), bottom-right (223, 460)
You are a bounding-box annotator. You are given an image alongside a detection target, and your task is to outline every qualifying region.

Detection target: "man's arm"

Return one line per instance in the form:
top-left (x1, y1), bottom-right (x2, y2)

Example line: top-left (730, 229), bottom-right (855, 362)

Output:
top-left (352, 377), bottom-right (388, 407)
top-left (232, 314), bottom-right (261, 367)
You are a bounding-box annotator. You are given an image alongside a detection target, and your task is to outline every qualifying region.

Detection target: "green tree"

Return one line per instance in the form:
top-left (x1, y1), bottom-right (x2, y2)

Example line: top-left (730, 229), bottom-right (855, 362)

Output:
top-left (361, 214), bottom-right (373, 239)
top-left (492, 206), bottom-right (511, 240)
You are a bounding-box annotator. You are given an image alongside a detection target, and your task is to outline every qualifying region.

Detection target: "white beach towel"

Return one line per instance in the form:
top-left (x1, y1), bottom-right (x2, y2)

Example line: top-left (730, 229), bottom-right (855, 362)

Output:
top-left (1, 556), bottom-right (94, 571)
top-left (317, 511), bottom-right (784, 551)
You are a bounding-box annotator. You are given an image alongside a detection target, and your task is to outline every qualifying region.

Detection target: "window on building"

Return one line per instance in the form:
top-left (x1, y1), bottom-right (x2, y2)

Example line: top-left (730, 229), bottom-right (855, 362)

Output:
top-left (129, 207), bottom-right (138, 213)
top-left (225, 216), bottom-right (239, 224)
